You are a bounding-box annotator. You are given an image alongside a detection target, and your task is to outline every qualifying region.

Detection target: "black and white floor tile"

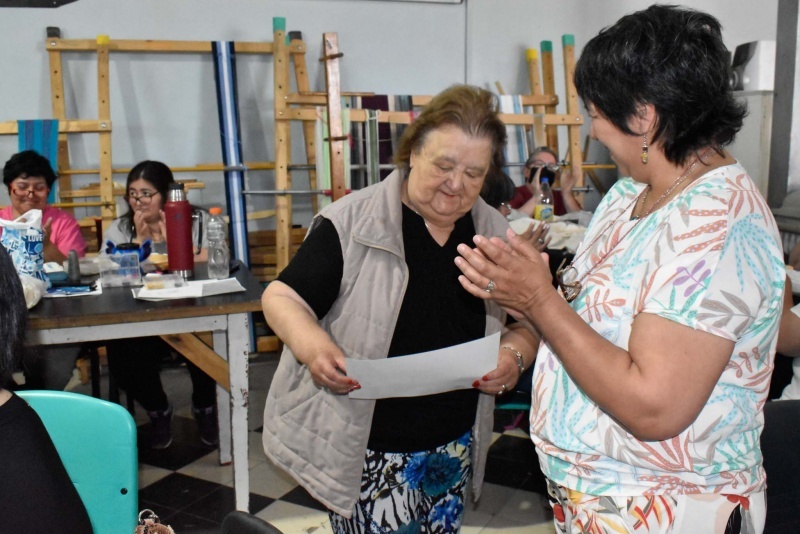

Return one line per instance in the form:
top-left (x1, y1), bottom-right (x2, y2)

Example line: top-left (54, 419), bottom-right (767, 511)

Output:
top-left (77, 355), bottom-right (555, 534)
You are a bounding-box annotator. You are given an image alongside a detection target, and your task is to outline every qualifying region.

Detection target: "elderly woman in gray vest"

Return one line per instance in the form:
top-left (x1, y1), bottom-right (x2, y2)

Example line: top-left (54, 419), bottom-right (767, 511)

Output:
top-left (261, 84), bottom-right (539, 533)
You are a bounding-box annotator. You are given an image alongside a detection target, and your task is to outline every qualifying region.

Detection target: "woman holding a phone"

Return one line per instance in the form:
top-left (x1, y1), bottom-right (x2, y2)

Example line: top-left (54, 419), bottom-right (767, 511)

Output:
top-left (508, 146), bottom-right (582, 217)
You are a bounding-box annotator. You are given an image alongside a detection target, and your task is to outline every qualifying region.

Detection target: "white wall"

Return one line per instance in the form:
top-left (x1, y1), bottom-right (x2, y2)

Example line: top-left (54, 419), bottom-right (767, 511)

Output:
top-left (0, 0), bottom-right (779, 225)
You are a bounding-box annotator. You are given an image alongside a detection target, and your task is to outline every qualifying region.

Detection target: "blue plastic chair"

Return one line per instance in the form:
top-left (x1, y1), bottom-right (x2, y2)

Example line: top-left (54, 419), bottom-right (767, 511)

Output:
top-left (495, 366), bottom-right (533, 431)
top-left (18, 390), bottom-right (138, 534)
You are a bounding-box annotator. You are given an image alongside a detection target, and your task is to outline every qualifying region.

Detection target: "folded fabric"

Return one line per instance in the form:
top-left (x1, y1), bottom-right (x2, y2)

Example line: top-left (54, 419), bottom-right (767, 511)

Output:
top-left (134, 278), bottom-right (245, 301)
top-left (509, 217), bottom-right (586, 254)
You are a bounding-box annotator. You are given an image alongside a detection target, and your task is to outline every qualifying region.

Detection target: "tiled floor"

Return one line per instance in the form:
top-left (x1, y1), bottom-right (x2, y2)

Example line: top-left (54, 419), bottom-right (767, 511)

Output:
top-left (75, 353), bottom-right (555, 533)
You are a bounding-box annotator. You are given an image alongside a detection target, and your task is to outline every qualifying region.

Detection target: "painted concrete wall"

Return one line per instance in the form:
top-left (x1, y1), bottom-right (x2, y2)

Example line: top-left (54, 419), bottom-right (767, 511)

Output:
top-left (0, 0), bottom-right (779, 225)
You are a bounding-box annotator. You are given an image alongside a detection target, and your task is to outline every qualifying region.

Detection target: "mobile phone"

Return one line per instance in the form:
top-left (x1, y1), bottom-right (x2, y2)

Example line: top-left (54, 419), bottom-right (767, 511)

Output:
top-left (528, 165), bottom-right (558, 183)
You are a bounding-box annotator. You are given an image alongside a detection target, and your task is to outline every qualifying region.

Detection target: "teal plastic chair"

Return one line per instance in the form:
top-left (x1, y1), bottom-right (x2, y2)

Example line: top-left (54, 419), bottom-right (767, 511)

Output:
top-left (495, 367), bottom-right (533, 431)
top-left (18, 390), bottom-right (138, 534)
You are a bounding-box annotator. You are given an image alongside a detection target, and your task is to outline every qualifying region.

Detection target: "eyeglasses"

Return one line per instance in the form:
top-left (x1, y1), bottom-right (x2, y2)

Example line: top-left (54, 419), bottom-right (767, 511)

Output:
top-left (126, 190), bottom-right (159, 203)
top-left (11, 184), bottom-right (50, 198)
top-left (556, 258), bottom-right (582, 303)
top-left (528, 163), bottom-right (561, 173)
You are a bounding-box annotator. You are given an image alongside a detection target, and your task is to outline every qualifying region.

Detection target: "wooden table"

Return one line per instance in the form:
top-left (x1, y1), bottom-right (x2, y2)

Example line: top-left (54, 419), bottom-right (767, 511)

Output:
top-left (27, 262), bottom-right (264, 512)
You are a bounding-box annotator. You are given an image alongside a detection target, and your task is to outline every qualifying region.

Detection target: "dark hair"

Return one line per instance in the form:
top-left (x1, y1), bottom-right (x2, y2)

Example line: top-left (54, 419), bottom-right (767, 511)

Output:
top-left (481, 170), bottom-right (516, 209)
top-left (121, 160), bottom-right (206, 246)
top-left (3, 150), bottom-right (58, 189)
top-left (394, 84), bottom-right (507, 174)
top-left (0, 245), bottom-right (28, 387)
top-left (574, 4), bottom-right (746, 165)
top-left (120, 160), bottom-right (175, 228)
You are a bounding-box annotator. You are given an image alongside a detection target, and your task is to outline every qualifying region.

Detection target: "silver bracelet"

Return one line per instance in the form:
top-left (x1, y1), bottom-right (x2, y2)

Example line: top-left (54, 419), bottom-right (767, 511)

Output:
top-left (501, 346), bottom-right (525, 376)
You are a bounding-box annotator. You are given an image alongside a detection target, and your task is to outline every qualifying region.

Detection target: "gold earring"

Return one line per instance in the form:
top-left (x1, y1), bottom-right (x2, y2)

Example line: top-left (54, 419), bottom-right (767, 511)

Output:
top-left (641, 134), bottom-right (649, 164)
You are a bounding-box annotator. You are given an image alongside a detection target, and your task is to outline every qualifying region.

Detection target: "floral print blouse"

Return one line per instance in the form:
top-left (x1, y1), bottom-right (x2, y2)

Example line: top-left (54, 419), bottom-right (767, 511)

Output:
top-left (531, 162), bottom-right (785, 497)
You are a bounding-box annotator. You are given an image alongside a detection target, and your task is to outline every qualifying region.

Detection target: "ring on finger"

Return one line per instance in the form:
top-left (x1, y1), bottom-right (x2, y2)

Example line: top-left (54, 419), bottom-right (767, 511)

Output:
top-left (485, 279), bottom-right (495, 293)
top-left (497, 383), bottom-right (508, 396)
top-left (537, 238), bottom-right (545, 244)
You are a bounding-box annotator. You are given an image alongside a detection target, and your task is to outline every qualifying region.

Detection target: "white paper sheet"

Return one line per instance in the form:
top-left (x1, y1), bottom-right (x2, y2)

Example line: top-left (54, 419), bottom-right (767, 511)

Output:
top-left (346, 332), bottom-right (500, 400)
top-left (133, 278), bottom-right (245, 301)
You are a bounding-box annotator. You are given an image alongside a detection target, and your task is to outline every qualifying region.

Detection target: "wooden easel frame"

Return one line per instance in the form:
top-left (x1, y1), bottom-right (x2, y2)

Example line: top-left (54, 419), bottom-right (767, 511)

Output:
top-left (270, 31), bottom-right (587, 278)
top-left (25, 25), bottom-right (321, 354)
top-left (29, 28), bottom-right (313, 232)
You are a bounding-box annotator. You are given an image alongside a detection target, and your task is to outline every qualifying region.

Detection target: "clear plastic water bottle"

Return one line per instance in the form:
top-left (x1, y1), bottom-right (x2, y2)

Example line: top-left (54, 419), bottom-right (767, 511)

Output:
top-left (206, 207), bottom-right (230, 279)
top-left (534, 177), bottom-right (555, 222)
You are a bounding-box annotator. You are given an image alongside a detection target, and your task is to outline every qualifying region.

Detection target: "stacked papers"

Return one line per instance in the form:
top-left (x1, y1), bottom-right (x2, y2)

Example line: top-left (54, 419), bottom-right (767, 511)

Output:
top-left (134, 278), bottom-right (245, 301)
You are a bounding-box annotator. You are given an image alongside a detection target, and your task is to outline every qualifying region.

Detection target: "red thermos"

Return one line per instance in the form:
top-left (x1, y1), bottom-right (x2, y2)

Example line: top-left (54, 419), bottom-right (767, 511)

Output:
top-left (165, 182), bottom-right (194, 279)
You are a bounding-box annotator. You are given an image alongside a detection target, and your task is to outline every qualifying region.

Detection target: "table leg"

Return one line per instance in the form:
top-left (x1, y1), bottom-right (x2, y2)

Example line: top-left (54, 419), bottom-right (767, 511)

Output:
top-left (226, 313), bottom-right (251, 512)
top-left (213, 330), bottom-right (232, 464)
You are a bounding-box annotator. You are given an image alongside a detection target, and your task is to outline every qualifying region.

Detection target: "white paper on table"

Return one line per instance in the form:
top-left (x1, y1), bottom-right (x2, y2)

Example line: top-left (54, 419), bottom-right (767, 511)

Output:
top-left (133, 278), bottom-right (245, 301)
top-left (346, 332), bottom-right (500, 400)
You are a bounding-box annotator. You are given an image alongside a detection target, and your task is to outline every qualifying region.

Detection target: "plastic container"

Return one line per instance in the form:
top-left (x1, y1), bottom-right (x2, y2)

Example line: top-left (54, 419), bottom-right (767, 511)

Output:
top-left (206, 207), bottom-right (230, 280)
top-left (164, 183), bottom-right (194, 279)
top-left (143, 273), bottom-right (187, 290)
top-left (99, 251), bottom-right (142, 287)
top-left (533, 177), bottom-right (555, 222)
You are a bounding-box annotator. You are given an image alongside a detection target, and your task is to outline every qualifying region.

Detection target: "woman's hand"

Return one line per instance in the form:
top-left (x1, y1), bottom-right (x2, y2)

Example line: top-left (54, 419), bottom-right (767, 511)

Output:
top-left (454, 228), bottom-right (556, 317)
top-left (558, 169), bottom-right (583, 213)
top-left (303, 342), bottom-right (360, 395)
top-left (133, 210), bottom-right (166, 243)
top-left (262, 281), bottom-right (360, 395)
top-left (560, 168), bottom-right (577, 195)
top-left (41, 217), bottom-right (66, 263)
top-left (473, 347), bottom-right (522, 396)
top-left (519, 221), bottom-right (550, 252)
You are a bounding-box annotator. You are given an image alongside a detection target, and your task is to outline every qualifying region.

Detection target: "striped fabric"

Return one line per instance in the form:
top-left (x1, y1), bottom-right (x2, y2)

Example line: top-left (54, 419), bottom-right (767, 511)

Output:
top-left (314, 95), bottom-right (418, 203)
top-left (211, 41), bottom-right (250, 268)
top-left (347, 95), bottom-right (416, 189)
top-left (17, 119), bottom-right (60, 203)
top-left (498, 95), bottom-right (531, 186)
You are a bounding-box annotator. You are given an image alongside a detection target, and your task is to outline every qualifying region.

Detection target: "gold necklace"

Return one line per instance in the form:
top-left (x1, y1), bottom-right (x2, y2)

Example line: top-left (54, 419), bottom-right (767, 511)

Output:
top-left (630, 187), bottom-right (649, 220)
top-left (557, 147), bottom-right (714, 303)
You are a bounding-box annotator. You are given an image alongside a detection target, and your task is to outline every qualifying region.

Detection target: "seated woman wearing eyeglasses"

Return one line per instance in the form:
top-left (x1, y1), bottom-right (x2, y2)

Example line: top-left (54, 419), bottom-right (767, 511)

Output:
top-left (1, 151), bottom-right (89, 391)
top-left (456, 6), bottom-right (784, 532)
top-left (104, 161), bottom-right (217, 450)
top-left (509, 147), bottom-right (582, 218)
top-left (0, 150), bottom-right (87, 263)
top-left (103, 160), bottom-right (208, 260)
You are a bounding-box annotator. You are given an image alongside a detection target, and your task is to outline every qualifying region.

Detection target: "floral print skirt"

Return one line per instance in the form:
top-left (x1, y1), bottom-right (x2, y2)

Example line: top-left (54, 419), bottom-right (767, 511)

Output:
top-left (546, 479), bottom-right (766, 534)
top-left (329, 431), bottom-right (472, 534)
